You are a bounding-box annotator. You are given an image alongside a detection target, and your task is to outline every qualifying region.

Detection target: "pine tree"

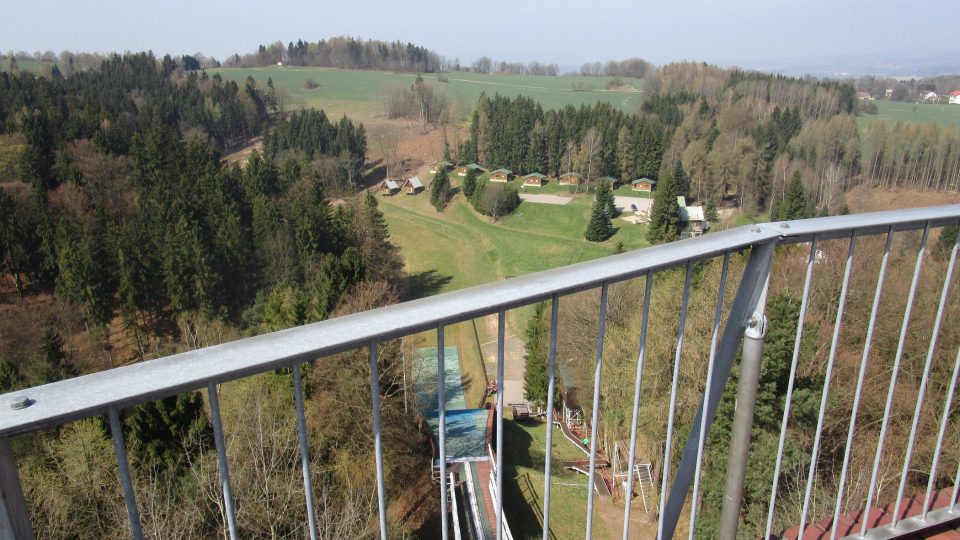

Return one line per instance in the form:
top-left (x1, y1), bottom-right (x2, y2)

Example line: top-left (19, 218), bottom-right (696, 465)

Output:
top-left (430, 167), bottom-right (450, 212)
top-left (616, 126), bottom-right (635, 181)
top-left (778, 172), bottom-right (809, 221)
top-left (585, 187), bottom-right (614, 242)
top-left (673, 160), bottom-right (689, 199)
top-left (462, 167), bottom-right (479, 198)
top-left (522, 303), bottom-right (556, 408)
top-left (596, 180), bottom-right (616, 218)
top-left (646, 170), bottom-right (682, 244)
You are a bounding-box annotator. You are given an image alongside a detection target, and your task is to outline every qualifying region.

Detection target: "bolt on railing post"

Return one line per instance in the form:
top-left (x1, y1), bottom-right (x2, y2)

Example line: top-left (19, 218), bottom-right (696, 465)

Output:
top-left (718, 274), bottom-right (769, 540)
top-left (0, 437), bottom-right (33, 540)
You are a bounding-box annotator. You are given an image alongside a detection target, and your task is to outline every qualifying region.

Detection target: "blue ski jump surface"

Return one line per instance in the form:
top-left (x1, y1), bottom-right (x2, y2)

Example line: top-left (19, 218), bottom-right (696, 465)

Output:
top-left (413, 347), bottom-right (489, 462)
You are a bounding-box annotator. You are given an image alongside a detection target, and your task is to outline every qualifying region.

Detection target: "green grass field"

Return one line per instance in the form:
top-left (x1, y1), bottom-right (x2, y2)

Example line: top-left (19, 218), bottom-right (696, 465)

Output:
top-left (501, 419), bottom-right (609, 539)
top-left (858, 100), bottom-right (960, 131)
top-left (208, 66), bottom-right (645, 119)
top-left (379, 181), bottom-right (648, 292)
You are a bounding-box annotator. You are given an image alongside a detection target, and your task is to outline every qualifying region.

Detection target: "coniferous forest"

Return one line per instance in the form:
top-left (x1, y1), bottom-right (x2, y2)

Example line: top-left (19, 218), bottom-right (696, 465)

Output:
top-left (0, 53), bottom-right (425, 538)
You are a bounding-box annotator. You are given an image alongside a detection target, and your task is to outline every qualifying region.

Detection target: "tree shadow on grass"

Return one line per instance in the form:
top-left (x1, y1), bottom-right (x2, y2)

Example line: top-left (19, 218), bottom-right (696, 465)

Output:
top-left (502, 419), bottom-right (555, 539)
top-left (402, 270), bottom-right (453, 301)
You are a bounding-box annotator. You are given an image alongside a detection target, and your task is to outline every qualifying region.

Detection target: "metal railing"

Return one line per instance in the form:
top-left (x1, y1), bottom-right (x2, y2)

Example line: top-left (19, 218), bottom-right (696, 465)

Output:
top-left (2, 205), bottom-right (960, 539)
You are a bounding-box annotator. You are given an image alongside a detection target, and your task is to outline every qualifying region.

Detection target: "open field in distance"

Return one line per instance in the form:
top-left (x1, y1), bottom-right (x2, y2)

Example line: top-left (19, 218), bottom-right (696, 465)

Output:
top-left (209, 66), bottom-right (646, 119)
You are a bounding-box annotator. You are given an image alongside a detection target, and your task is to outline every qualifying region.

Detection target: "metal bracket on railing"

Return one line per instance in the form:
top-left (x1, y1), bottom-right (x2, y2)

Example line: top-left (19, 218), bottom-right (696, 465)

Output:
top-left (745, 312), bottom-right (767, 340)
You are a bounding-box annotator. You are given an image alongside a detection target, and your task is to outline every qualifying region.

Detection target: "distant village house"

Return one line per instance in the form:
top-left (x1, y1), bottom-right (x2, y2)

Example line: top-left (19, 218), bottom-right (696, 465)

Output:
top-left (950, 91), bottom-right (960, 105)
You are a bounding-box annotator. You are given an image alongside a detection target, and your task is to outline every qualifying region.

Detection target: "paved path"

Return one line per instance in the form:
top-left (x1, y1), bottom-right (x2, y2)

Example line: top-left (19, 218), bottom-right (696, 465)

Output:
top-left (478, 315), bottom-right (528, 407)
top-left (519, 193), bottom-right (573, 205)
top-left (614, 196), bottom-right (654, 213)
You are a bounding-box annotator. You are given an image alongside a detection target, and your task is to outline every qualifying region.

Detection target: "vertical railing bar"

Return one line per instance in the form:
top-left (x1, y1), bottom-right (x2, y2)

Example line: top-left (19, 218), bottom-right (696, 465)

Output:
top-left (292, 362), bottom-right (319, 540)
top-left (921, 224), bottom-right (960, 519)
top-left (622, 271), bottom-right (654, 540)
top-left (496, 308), bottom-right (506, 540)
top-left (688, 252), bottom-right (731, 539)
top-left (860, 222), bottom-right (930, 537)
top-left (829, 227), bottom-right (894, 540)
top-left (542, 294), bottom-right (560, 540)
top-left (764, 237), bottom-right (818, 540)
top-left (585, 282), bottom-right (609, 539)
top-left (369, 342), bottom-right (389, 540)
top-left (438, 325), bottom-right (449, 540)
top-left (798, 231), bottom-right (857, 536)
top-left (657, 260), bottom-right (694, 540)
top-left (923, 341), bottom-right (960, 518)
top-left (207, 381), bottom-right (238, 540)
top-left (891, 222), bottom-right (959, 527)
top-left (952, 456), bottom-right (960, 512)
top-left (108, 407), bottom-right (144, 540)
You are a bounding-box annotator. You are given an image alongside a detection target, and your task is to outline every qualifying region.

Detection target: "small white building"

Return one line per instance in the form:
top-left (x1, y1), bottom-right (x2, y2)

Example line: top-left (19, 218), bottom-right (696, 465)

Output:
top-left (950, 91), bottom-right (960, 105)
top-left (921, 91), bottom-right (939, 102)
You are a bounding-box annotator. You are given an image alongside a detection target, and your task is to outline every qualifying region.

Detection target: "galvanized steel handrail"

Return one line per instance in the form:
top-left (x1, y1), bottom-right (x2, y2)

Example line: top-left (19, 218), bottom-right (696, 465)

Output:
top-left (1, 204), bottom-right (960, 540)
top-left (2, 205), bottom-right (957, 437)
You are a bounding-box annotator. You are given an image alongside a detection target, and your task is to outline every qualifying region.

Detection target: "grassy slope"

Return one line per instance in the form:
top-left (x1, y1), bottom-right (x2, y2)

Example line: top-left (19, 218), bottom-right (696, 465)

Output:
top-left (502, 419), bottom-right (608, 539)
top-left (208, 66), bottom-right (645, 118)
top-left (379, 183), bottom-right (649, 289)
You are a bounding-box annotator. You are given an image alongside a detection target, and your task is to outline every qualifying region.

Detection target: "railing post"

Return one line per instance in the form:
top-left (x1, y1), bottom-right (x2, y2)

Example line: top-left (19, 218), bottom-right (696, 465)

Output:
top-left (718, 277), bottom-right (769, 539)
top-left (0, 437), bottom-right (33, 540)
top-left (660, 239), bottom-right (775, 540)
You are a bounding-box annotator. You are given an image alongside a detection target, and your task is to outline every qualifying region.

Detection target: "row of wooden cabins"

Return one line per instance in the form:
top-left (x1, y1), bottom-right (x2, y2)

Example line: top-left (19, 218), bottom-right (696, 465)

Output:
top-left (430, 160), bottom-right (659, 192)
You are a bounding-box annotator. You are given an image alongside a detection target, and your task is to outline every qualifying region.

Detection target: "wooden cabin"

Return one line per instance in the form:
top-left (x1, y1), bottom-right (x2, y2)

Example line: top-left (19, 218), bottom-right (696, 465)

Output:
top-left (558, 172), bottom-right (582, 185)
top-left (631, 178), bottom-right (656, 192)
top-left (597, 175), bottom-right (618, 187)
top-left (456, 163), bottom-right (485, 177)
top-left (678, 196), bottom-right (709, 236)
top-left (429, 160), bottom-right (453, 174)
top-left (378, 179), bottom-right (400, 195)
top-left (489, 168), bottom-right (513, 182)
top-left (522, 172), bottom-right (546, 186)
top-left (403, 177), bottom-right (423, 194)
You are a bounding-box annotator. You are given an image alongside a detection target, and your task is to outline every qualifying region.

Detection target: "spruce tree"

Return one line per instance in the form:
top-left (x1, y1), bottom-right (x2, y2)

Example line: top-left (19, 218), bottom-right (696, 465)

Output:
top-left (430, 167), bottom-right (450, 212)
top-left (596, 180), bottom-right (616, 218)
top-left (462, 167), bottom-right (478, 198)
top-left (778, 172), bottom-right (808, 221)
top-left (673, 160), bottom-right (689, 199)
top-left (646, 170), bottom-right (682, 244)
top-left (585, 187), bottom-right (614, 242)
top-left (522, 303), bottom-right (556, 408)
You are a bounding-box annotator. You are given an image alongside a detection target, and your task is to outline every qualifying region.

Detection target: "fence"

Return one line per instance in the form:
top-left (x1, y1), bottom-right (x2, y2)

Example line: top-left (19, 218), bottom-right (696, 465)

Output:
top-left (2, 205), bottom-right (960, 539)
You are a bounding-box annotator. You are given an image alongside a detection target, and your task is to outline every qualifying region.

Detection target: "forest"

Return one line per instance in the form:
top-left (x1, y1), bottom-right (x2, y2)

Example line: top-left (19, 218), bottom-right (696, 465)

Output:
top-left (459, 63), bottom-right (960, 219)
top-left (223, 36), bottom-right (442, 74)
top-left (0, 53), bottom-right (429, 537)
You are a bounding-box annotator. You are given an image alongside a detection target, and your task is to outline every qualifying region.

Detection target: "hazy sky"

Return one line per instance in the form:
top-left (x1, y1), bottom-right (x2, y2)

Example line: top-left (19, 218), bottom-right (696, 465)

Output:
top-left (4, 0), bottom-right (956, 67)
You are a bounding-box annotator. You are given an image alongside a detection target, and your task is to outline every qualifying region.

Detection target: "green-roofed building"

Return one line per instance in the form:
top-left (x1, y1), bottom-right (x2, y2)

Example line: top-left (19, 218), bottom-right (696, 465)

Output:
top-left (522, 172), bottom-right (546, 186)
top-left (489, 168), bottom-right (513, 182)
top-left (631, 178), bottom-right (656, 192)
top-left (558, 171), bottom-right (582, 185)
